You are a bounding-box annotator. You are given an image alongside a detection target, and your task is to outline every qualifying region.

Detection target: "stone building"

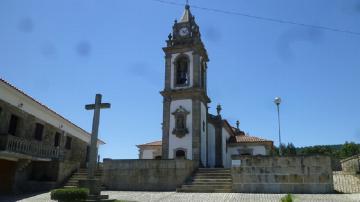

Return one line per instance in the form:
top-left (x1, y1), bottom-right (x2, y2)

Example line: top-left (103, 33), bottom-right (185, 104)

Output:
top-left (137, 5), bottom-right (273, 168)
top-left (0, 79), bottom-right (104, 194)
top-left (136, 141), bottom-right (162, 159)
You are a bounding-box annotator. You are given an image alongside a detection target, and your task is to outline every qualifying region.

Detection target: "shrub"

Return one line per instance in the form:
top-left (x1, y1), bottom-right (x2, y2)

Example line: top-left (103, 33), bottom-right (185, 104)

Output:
top-left (280, 194), bottom-right (293, 202)
top-left (50, 188), bottom-right (89, 202)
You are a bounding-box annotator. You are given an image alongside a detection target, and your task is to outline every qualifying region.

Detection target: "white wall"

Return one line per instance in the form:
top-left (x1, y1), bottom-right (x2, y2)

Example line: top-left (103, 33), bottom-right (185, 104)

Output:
top-left (207, 123), bottom-right (215, 167)
top-left (168, 99), bottom-right (193, 159)
top-left (200, 102), bottom-right (207, 166)
top-left (170, 51), bottom-right (193, 89)
top-left (0, 80), bottom-right (95, 145)
top-left (222, 128), bottom-right (231, 168)
top-left (141, 149), bottom-right (156, 159)
top-left (227, 145), bottom-right (267, 167)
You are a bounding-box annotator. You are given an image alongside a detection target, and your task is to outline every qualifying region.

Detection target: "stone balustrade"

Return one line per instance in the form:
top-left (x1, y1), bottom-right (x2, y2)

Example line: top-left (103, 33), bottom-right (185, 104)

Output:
top-left (0, 134), bottom-right (64, 159)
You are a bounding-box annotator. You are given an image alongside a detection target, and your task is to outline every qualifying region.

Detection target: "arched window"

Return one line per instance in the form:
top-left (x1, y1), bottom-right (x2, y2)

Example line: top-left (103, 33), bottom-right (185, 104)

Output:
top-left (175, 149), bottom-right (186, 159)
top-left (175, 56), bottom-right (189, 86)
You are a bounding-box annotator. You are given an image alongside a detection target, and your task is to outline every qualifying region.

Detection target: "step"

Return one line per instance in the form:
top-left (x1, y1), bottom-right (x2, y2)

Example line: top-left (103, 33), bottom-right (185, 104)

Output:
top-left (195, 172), bottom-right (231, 175)
top-left (190, 182), bottom-right (232, 186)
top-left (72, 173), bottom-right (103, 176)
top-left (181, 185), bottom-right (232, 189)
top-left (87, 194), bottom-right (109, 200)
top-left (192, 178), bottom-right (232, 182)
top-left (70, 177), bottom-right (102, 180)
top-left (197, 170), bottom-right (230, 173)
top-left (192, 175), bottom-right (232, 179)
top-left (63, 186), bottom-right (77, 188)
top-left (177, 188), bottom-right (232, 193)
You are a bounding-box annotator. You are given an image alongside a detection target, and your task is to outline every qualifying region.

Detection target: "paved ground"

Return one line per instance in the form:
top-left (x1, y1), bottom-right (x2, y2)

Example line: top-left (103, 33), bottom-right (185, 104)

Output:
top-left (1, 191), bottom-right (359, 202)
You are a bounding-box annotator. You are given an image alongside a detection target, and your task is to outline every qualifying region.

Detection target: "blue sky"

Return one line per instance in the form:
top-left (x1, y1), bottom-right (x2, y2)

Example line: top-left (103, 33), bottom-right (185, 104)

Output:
top-left (0, 0), bottom-right (359, 159)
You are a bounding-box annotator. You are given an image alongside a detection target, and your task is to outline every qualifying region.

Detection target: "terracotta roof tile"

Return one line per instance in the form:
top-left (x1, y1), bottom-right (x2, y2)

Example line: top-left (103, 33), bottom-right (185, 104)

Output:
top-left (235, 135), bottom-right (272, 143)
top-left (137, 140), bottom-right (162, 147)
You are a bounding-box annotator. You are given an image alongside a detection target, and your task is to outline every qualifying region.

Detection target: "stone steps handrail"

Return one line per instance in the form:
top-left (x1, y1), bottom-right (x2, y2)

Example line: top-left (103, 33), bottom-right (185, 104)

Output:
top-left (0, 134), bottom-right (64, 159)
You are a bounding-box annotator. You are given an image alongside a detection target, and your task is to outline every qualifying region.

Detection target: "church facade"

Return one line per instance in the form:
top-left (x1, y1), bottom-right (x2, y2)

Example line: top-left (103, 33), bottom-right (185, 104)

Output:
top-left (138, 5), bottom-right (273, 168)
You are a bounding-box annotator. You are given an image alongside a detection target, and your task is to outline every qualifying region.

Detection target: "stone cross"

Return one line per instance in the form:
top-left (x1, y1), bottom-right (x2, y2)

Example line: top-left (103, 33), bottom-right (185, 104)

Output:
top-left (85, 94), bottom-right (110, 179)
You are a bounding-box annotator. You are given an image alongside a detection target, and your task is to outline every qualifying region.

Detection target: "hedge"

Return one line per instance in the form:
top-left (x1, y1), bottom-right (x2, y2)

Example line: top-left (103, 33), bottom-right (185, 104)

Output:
top-left (50, 187), bottom-right (89, 202)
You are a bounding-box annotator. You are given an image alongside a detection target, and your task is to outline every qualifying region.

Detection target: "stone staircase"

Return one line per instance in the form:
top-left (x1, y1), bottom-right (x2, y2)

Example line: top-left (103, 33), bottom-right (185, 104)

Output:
top-left (177, 168), bottom-right (232, 193)
top-left (64, 168), bottom-right (103, 188)
top-left (333, 171), bottom-right (360, 193)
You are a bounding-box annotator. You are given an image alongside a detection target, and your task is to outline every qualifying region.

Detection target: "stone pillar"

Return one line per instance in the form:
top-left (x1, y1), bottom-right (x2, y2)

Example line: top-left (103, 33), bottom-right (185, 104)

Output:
top-left (192, 52), bottom-right (200, 88)
top-left (192, 99), bottom-right (201, 164)
top-left (164, 53), bottom-right (172, 90)
top-left (162, 98), bottom-right (171, 159)
top-left (214, 116), bottom-right (223, 167)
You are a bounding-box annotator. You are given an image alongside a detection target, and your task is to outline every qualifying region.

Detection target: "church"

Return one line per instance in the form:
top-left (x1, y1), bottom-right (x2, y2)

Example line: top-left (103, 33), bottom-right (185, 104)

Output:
top-left (137, 5), bottom-right (273, 168)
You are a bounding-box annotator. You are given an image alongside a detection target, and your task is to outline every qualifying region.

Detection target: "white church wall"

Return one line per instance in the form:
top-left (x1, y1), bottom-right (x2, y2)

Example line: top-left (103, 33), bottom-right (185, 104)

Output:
top-left (222, 128), bottom-right (232, 168)
top-left (200, 102), bottom-right (207, 166)
top-left (141, 149), bottom-right (157, 159)
top-left (170, 51), bottom-right (194, 89)
top-left (168, 99), bottom-right (193, 159)
top-left (0, 80), bottom-right (94, 145)
top-left (207, 123), bottom-right (215, 167)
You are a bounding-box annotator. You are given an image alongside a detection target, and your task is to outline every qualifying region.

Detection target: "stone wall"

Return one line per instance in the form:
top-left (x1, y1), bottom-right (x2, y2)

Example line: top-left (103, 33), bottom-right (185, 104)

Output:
top-left (341, 155), bottom-right (360, 173)
top-left (0, 99), bottom-right (88, 166)
top-left (231, 155), bottom-right (333, 193)
top-left (102, 159), bottom-right (197, 191)
top-left (0, 99), bottom-right (88, 193)
top-left (57, 161), bottom-right (80, 184)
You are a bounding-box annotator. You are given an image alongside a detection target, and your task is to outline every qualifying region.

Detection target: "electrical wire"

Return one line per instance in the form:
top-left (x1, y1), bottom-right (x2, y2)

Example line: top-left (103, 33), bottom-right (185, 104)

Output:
top-left (151, 0), bottom-right (360, 36)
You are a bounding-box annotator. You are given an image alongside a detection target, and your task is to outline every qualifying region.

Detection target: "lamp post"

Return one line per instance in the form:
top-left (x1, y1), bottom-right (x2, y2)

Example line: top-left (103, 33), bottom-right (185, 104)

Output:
top-left (274, 97), bottom-right (282, 156)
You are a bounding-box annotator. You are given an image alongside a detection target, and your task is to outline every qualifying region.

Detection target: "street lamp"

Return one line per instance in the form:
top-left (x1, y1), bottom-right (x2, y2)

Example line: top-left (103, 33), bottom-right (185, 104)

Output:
top-left (274, 97), bottom-right (282, 156)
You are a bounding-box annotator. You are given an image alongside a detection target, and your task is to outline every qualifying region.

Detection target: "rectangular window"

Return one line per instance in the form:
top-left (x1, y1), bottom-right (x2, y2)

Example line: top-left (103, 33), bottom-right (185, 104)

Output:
top-left (65, 136), bottom-right (72, 150)
top-left (34, 123), bottom-right (44, 141)
top-left (54, 132), bottom-right (61, 147)
top-left (8, 114), bottom-right (19, 136)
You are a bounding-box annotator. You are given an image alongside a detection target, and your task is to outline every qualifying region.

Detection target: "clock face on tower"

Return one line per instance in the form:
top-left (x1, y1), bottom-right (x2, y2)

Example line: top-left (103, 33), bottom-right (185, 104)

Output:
top-left (179, 27), bottom-right (189, 37)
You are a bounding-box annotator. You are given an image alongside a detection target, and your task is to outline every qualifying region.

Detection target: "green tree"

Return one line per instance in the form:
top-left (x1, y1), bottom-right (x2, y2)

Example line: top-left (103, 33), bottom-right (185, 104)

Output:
top-left (286, 143), bottom-right (297, 155)
top-left (340, 141), bottom-right (360, 158)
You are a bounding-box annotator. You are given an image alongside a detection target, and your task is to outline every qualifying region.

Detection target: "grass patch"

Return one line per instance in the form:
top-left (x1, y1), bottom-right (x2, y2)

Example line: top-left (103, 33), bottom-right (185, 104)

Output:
top-left (280, 194), bottom-right (294, 202)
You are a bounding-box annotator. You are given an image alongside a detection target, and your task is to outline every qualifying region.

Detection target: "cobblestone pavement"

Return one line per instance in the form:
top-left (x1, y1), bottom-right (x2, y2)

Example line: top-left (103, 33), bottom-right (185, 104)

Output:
top-left (1, 191), bottom-right (359, 202)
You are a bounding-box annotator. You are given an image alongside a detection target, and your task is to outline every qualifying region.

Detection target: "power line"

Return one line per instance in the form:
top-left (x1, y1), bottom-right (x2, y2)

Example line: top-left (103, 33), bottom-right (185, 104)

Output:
top-left (151, 0), bottom-right (360, 36)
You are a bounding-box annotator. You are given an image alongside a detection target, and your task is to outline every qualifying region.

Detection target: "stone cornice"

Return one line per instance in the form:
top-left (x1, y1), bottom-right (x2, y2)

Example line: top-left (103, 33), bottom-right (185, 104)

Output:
top-left (160, 88), bottom-right (211, 104)
top-left (163, 44), bottom-right (209, 62)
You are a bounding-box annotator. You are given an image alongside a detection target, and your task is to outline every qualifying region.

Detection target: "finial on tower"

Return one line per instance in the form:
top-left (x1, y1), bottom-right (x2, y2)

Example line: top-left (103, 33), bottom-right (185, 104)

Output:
top-left (236, 120), bottom-right (240, 129)
top-left (216, 104), bottom-right (222, 116)
top-left (180, 0), bottom-right (192, 22)
top-left (185, 0), bottom-right (190, 9)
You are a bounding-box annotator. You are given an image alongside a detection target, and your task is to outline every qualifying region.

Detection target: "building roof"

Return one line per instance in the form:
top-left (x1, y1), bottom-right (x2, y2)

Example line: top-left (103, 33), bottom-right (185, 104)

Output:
top-left (234, 134), bottom-right (272, 143)
top-left (180, 4), bottom-right (192, 22)
top-left (137, 140), bottom-right (162, 147)
top-left (0, 78), bottom-right (105, 145)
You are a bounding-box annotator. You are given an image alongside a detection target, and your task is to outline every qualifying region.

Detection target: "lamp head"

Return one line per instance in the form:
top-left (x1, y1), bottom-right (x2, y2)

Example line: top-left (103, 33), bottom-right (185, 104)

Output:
top-left (274, 97), bottom-right (282, 105)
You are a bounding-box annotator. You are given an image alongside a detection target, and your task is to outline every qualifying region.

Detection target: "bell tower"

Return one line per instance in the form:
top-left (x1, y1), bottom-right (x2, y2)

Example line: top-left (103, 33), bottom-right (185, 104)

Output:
top-left (161, 4), bottom-right (210, 166)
